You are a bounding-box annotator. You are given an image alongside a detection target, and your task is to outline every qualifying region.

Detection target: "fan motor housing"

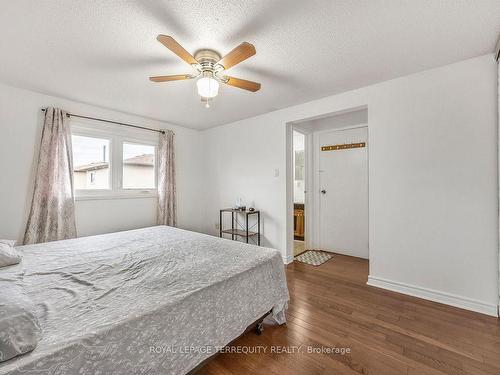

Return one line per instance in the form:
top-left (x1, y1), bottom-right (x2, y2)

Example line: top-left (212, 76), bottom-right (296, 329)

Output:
top-left (194, 49), bottom-right (221, 72)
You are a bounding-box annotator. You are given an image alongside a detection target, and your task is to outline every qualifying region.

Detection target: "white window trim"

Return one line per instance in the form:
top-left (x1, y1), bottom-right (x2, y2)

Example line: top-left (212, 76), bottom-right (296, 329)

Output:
top-left (71, 120), bottom-right (159, 201)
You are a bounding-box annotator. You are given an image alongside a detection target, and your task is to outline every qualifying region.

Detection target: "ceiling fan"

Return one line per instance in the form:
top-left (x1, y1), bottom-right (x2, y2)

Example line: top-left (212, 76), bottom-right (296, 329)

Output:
top-left (150, 35), bottom-right (261, 108)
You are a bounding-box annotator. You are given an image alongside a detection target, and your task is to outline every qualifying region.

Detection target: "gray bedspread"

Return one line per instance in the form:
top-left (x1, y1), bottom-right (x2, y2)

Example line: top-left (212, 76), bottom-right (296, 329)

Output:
top-left (0, 226), bottom-right (289, 374)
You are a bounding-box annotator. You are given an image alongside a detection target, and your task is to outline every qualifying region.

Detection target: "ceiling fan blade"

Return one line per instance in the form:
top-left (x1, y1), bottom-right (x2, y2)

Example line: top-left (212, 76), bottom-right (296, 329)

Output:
top-left (223, 76), bottom-right (261, 92)
top-left (217, 42), bottom-right (256, 70)
top-left (149, 74), bottom-right (193, 82)
top-left (156, 35), bottom-right (198, 66)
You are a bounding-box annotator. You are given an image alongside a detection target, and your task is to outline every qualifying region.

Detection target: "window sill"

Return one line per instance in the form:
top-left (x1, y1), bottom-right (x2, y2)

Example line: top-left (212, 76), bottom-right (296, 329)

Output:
top-left (75, 192), bottom-right (158, 201)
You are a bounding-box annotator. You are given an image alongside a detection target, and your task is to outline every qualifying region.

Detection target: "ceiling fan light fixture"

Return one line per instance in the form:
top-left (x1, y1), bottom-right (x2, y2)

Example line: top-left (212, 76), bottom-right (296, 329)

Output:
top-left (196, 75), bottom-right (219, 99)
top-left (150, 36), bottom-right (261, 106)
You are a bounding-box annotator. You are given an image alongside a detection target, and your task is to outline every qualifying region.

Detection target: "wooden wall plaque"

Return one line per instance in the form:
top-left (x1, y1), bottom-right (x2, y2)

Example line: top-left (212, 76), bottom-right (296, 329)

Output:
top-left (321, 142), bottom-right (366, 151)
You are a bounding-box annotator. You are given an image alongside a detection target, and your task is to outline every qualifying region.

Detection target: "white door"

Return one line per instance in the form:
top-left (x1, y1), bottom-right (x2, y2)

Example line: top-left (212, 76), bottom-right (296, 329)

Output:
top-left (317, 127), bottom-right (368, 258)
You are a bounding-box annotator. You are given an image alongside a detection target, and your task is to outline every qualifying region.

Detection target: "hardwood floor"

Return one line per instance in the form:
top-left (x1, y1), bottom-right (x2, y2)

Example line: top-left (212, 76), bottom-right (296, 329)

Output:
top-left (197, 254), bottom-right (500, 375)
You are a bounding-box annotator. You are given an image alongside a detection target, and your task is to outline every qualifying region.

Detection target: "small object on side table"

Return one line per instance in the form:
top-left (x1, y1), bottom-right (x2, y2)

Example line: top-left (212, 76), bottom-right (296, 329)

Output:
top-left (248, 207), bottom-right (255, 212)
top-left (234, 197), bottom-right (244, 210)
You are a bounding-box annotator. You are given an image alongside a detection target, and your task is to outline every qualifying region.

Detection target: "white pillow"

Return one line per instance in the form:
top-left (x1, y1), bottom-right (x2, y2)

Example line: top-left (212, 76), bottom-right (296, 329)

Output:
top-left (0, 276), bottom-right (41, 362)
top-left (0, 242), bottom-right (21, 268)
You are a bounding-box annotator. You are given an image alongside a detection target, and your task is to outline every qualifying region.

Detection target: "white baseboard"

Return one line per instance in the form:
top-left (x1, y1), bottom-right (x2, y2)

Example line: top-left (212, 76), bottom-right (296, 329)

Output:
top-left (367, 276), bottom-right (498, 317)
top-left (282, 254), bottom-right (294, 264)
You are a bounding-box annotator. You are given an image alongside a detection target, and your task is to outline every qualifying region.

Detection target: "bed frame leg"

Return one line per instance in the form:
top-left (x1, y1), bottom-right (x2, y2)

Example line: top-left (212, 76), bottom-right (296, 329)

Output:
top-left (255, 322), bottom-right (264, 335)
top-left (254, 310), bottom-right (271, 335)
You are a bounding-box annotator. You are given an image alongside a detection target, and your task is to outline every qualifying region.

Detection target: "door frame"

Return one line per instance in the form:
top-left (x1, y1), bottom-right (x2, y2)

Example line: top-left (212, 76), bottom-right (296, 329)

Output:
top-left (285, 105), bottom-right (369, 263)
top-left (291, 127), bottom-right (314, 251)
top-left (312, 124), bottom-right (368, 252)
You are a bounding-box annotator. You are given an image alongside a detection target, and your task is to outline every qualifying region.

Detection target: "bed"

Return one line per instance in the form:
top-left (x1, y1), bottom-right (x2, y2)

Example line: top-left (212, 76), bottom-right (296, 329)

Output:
top-left (0, 226), bottom-right (289, 374)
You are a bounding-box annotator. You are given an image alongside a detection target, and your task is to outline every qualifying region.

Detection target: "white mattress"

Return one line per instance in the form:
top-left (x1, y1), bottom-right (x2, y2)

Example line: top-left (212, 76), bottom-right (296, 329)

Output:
top-left (0, 226), bottom-right (289, 374)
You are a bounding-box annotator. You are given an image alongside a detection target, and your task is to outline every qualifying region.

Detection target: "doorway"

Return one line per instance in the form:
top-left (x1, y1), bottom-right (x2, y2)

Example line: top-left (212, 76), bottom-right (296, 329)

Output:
top-left (287, 107), bottom-right (369, 263)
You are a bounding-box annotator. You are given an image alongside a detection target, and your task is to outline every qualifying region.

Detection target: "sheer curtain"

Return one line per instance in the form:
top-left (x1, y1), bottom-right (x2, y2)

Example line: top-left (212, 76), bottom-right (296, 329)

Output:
top-left (157, 130), bottom-right (176, 226)
top-left (24, 107), bottom-right (76, 244)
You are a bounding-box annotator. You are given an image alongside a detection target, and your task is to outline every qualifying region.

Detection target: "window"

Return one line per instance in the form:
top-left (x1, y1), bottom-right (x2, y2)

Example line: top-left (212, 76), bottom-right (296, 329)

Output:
top-left (122, 143), bottom-right (156, 189)
top-left (71, 123), bottom-right (158, 199)
top-left (72, 135), bottom-right (110, 190)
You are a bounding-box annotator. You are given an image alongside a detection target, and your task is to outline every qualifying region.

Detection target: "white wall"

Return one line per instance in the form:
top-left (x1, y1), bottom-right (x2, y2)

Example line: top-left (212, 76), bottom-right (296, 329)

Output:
top-left (202, 117), bottom-right (286, 248)
top-left (201, 54), bottom-right (499, 316)
top-left (367, 54), bottom-right (498, 315)
top-left (0, 83), bottom-right (205, 242)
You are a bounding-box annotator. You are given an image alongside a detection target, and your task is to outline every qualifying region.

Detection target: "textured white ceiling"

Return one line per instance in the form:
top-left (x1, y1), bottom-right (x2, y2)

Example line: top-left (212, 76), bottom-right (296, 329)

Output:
top-left (0, 1), bottom-right (499, 129)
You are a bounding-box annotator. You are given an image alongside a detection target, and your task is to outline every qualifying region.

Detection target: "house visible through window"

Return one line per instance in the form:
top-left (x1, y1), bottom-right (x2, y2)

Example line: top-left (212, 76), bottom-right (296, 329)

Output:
top-left (71, 124), bottom-right (158, 198)
top-left (72, 135), bottom-right (110, 190)
top-left (122, 143), bottom-right (156, 189)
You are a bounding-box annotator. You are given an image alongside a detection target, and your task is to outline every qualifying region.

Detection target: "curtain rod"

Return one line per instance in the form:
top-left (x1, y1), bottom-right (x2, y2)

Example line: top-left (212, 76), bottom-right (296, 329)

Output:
top-left (41, 108), bottom-right (171, 135)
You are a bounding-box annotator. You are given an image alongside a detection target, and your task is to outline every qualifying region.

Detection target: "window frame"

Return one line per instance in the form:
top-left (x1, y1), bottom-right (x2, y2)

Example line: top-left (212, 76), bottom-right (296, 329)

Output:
top-left (71, 121), bottom-right (159, 201)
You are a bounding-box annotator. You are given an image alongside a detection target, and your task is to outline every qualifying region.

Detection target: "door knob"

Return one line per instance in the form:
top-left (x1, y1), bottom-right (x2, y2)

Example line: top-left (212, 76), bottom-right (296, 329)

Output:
top-left (321, 190), bottom-right (327, 194)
